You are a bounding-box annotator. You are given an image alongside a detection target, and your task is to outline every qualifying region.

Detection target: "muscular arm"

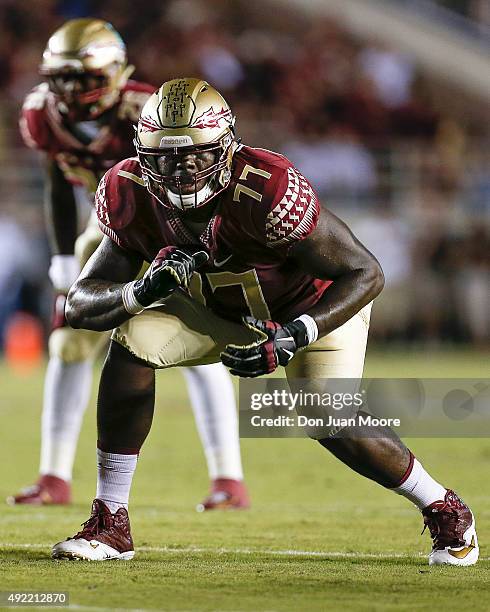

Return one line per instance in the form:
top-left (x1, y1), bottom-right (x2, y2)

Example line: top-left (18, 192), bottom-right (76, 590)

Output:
top-left (65, 235), bottom-right (144, 331)
top-left (44, 159), bottom-right (78, 255)
top-left (288, 207), bottom-right (384, 336)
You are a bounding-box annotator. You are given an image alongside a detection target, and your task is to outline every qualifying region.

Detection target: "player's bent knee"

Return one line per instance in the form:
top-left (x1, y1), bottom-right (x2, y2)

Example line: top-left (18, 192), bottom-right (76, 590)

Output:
top-left (279, 304), bottom-right (374, 439)
top-left (299, 402), bottom-right (362, 439)
top-left (49, 327), bottom-right (107, 362)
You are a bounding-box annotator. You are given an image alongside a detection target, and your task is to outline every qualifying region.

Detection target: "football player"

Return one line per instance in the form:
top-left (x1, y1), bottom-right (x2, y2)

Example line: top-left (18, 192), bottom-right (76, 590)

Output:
top-left (9, 22), bottom-right (249, 511)
top-left (52, 78), bottom-right (478, 566)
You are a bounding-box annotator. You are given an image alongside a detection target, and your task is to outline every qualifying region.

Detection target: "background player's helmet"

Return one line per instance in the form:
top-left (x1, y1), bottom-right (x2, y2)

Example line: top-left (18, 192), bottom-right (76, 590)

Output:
top-left (39, 18), bottom-right (133, 119)
top-left (135, 78), bottom-right (237, 211)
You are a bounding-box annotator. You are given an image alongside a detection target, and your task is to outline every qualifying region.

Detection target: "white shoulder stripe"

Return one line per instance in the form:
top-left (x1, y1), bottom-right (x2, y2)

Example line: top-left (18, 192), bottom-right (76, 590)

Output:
top-left (97, 220), bottom-right (123, 247)
top-left (118, 170), bottom-right (145, 186)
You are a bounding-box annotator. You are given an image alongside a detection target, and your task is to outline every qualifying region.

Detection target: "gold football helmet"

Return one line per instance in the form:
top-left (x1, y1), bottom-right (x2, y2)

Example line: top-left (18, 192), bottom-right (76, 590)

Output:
top-left (40, 18), bottom-right (133, 118)
top-left (135, 78), bottom-right (237, 211)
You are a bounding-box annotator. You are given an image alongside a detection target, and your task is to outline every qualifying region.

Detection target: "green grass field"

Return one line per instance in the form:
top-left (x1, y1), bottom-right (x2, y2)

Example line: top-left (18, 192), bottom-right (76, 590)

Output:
top-left (1, 348), bottom-right (489, 611)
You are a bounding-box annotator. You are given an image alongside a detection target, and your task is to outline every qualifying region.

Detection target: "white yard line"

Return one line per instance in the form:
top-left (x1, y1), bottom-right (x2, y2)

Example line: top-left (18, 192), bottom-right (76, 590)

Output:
top-left (142, 546), bottom-right (416, 558)
top-left (0, 541), bottom-right (410, 557)
top-left (2, 541), bottom-right (489, 560)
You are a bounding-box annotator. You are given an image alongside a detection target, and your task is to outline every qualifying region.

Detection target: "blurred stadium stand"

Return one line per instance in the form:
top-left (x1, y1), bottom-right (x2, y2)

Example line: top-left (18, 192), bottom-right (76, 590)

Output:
top-left (282, 0), bottom-right (490, 98)
top-left (0, 0), bottom-right (488, 348)
top-left (392, 0), bottom-right (490, 45)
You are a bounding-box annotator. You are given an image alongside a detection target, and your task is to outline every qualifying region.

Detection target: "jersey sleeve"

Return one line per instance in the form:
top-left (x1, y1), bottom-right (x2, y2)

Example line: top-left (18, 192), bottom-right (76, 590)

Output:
top-left (19, 85), bottom-right (52, 152)
top-left (265, 164), bottom-right (320, 249)
top-left (94, 160), bottom-right (139, 251)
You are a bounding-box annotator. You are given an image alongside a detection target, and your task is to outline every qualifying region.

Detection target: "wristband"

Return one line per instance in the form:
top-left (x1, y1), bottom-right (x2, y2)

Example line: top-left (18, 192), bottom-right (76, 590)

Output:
top-left (122, 281), bottom-right (144, 315)
top-left (294, 314), bottom-right (319, 344)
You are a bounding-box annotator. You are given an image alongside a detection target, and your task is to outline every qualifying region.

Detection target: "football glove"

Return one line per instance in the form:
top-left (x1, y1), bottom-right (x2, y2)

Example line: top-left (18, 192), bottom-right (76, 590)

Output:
top-left (221, 316), bottom-right (309, 377)
top-left (123, 247), bottom-right (208, 313)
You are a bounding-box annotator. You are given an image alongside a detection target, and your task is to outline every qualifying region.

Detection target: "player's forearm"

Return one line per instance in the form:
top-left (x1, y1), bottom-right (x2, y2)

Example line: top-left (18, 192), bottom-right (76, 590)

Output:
top-left (305, 264), bottom-right (384, 337)
top-left (66, 279), bottom-right (132, 331)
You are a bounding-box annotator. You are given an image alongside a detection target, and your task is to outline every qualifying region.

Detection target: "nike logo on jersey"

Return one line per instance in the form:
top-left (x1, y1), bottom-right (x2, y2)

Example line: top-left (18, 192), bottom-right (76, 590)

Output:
top-left (214, 254), bottom-right (233, 268)
top-left (448, 536), bottom-right (476, 559)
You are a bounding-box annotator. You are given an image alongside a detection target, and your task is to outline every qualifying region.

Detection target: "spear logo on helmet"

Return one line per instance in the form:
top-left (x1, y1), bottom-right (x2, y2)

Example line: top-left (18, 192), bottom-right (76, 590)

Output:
top-left (191, 107), bottom-right (233, 130)
top-left (139, 115), bottom-right (162, 133)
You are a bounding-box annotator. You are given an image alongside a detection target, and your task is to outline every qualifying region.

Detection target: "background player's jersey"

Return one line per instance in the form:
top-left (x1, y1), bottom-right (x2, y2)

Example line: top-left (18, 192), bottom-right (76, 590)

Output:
top-left (20, 80), bottom-right (155, 194)
top-left (95, 145), bottom-right (332, 323)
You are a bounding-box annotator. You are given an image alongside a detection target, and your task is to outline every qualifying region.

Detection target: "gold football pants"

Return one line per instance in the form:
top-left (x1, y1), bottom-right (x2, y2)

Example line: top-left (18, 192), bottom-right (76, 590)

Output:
top-left (112, 291), bottom-right (372, 380)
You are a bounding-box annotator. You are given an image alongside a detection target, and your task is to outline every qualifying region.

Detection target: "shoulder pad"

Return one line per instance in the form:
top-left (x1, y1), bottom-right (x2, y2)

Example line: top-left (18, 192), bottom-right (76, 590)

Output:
top-left (117, 81), bottom-right (155, 123)
top-left (19, 84), bottom-right (51, 150)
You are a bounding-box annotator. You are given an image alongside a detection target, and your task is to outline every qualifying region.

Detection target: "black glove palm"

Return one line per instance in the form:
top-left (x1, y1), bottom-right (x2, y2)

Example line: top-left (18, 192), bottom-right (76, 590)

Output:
top-left (133, 247), bottom-right (208, 307)
top-left (221, 316), bottom-right (309, 377)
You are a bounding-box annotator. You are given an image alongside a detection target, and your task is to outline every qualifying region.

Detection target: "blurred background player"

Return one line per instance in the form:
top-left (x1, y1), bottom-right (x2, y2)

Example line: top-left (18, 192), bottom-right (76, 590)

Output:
top-left (7, 18), bottom-right (249, 511)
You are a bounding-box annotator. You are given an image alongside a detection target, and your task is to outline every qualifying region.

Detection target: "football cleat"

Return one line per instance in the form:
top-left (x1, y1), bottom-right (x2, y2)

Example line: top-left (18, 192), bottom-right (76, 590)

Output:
top-left (52, 499), bottom-right (134, 561)
top-left (422, 489), bottom-right (479, 566)
top-left (196, 478), bottom-right (250, 512)
top-left (6, 475), bottom-right (71, 506)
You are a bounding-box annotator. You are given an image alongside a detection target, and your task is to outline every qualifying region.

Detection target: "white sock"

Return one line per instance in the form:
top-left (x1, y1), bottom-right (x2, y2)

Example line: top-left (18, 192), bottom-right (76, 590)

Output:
top-left (39, 357), bottom-right (93, 481)
top-left (183, 363), bottom-right (244, 481)
top-left (96, 449), bottom-right (138, 513)
top-left (393, 456), bottom-right (447, 510)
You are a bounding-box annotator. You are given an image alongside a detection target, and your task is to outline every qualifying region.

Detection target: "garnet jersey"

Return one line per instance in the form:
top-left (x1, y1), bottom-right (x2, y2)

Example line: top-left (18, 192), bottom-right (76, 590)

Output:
top-left (20, 80), bottom-right (155, 194)
top-left (95, 146), bottom-right (331, 323)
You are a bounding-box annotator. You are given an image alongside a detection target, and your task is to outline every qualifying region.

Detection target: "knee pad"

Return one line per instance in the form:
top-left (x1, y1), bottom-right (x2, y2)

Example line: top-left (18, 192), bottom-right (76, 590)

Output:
top-left (49, 327), bottom-right (107, 362)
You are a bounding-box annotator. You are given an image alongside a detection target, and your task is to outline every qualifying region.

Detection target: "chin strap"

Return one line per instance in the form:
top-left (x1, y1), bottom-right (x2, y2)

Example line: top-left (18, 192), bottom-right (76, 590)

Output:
top-left (166, 180), bottom-right (216, 210)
